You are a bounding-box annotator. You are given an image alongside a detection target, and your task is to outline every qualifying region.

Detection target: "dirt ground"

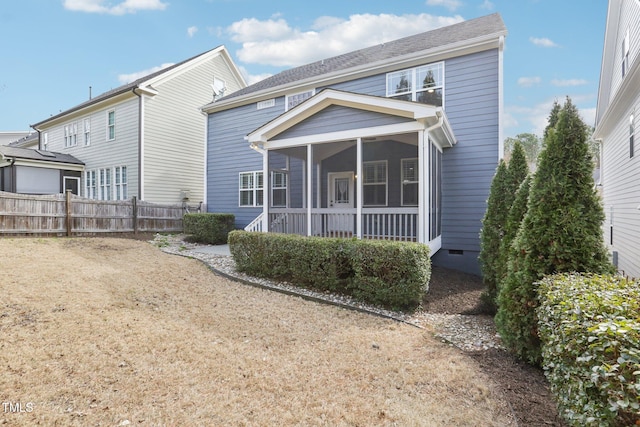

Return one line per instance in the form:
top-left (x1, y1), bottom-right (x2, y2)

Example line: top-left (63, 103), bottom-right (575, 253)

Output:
top-left (426, 266), bottom-right (567, 427)
top-left (0, 236), bottom-right (565, 426)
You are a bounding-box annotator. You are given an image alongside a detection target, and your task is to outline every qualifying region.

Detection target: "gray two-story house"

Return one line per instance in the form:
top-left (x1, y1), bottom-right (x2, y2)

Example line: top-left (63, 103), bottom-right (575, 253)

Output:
top-left (203, 13), bottom-right (507, 275)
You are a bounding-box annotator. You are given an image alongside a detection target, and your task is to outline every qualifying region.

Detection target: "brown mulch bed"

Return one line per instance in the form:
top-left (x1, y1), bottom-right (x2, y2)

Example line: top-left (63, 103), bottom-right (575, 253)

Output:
top-left (426, 266), bottom-right (568, 427)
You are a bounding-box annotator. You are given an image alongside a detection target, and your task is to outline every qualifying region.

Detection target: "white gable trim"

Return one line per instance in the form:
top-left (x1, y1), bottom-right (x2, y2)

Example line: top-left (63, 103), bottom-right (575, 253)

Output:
top-left (246, 89), bottom-right (456, 149)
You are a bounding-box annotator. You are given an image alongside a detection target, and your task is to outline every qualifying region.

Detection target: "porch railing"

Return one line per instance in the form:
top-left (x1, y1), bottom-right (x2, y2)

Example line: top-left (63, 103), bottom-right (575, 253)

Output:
top-left (266, 207), bottom-right (418, 241)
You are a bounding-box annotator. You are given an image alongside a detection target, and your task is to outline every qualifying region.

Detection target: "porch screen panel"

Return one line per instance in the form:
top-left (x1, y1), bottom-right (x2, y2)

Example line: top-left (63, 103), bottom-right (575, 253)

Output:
top-left (429, 144), bottom-right (442, 240)
top-left (401, 158), bottom-right (418, 206)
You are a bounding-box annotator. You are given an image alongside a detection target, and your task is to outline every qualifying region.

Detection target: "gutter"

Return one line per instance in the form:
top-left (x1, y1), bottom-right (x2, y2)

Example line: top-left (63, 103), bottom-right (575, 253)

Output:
top-left (132, 87), bottom-right (143, 200)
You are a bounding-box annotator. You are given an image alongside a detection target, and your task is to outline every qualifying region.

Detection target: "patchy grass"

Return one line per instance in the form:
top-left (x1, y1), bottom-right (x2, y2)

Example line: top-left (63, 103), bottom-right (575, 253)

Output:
top-left (0, 238), bottom-right (514, 426)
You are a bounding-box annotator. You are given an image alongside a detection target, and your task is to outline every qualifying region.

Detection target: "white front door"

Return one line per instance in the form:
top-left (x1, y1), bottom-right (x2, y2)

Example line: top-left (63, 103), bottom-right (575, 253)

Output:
top-left (327, 172), bottom-right (354, 234)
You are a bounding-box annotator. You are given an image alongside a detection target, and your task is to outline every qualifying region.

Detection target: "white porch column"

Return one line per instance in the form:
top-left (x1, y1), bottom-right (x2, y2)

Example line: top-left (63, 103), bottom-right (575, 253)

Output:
top-left (262, 148), bottom-right (269, 232)
top-left (306, 144), bottom-right (313, 236)
top-left (356, 137), bottom-right (363, 239)
top-left (417, 130), bottom-right (428, 244)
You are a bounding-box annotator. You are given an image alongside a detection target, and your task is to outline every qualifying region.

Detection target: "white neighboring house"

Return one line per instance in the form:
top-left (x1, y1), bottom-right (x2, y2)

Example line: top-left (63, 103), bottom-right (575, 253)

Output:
top-left (594, 0), bottom-right (640, 278)
top-left (0, 131), bottom-right (32, 146)
top-left (32, 45), bottom-right (246, 205)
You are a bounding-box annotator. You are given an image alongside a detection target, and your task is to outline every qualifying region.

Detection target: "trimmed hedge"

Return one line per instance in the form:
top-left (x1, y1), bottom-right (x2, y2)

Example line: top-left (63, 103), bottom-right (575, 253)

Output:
top-left (183, 213), bottom-right (235, 245)
top-left (228, 230), bottom-right (430, 311)
top-left (537, 273), bottom-right (640, 426)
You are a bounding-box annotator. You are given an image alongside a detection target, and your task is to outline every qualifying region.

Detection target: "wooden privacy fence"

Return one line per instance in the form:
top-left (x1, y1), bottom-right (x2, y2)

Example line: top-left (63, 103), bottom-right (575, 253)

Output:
top-left (0, 191), bottom-right (186, 236)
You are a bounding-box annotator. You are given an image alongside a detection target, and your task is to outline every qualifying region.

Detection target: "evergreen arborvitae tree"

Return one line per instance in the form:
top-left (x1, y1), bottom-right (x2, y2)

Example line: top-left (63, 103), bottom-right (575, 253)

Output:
top-left (494, 142), bottom-right (529, 286)
top-left (479, 160), bottom-right (510, 312)
top-left (495, 97), bottom-right (615, 365)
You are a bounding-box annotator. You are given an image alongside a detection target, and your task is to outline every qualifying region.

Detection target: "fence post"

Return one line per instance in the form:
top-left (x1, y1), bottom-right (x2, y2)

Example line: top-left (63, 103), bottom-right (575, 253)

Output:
top-left (132, 196), bottom-right (138, 234)
top-left (65, 190), bottom-right (72, 237)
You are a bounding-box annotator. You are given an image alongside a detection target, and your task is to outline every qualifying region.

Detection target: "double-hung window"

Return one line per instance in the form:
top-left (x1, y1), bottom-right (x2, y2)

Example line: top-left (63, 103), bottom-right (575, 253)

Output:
top-left (99, 168), bottom-right (112, 200)
top-left (84, 118), bottom-right (91, 145)
top-left (107, 110), bottom-right (116, 141)
top-left (239, 171), bottom-right (263, 207)
top-left (64, 123), bottom-right (78, 147)
top-left (271, 171), bottom-right (287, 207)
top-left (622, 29), bottom-right (630, 78)
top-left (114, 166), bottom-right (127, 200)
top-left (362, 161), bottom-right (387, 206)
top-left (401, 158), bottom-right (419, 206)
top-left (387, 62), bottom-right (444, 107)
top-left (631, 113), bottom-right (635, 158)
top-left (85, 170), bottom-right (96, 199)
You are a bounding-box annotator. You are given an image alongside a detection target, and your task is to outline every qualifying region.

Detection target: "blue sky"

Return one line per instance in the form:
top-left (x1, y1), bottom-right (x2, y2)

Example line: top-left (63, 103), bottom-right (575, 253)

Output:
top-left (0, 0), bottom-right (607, 140)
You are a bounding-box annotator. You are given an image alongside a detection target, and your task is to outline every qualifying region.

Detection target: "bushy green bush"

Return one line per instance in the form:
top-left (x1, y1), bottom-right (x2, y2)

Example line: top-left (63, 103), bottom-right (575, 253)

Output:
top-left (183, 213), bottom-right (235, 244)
top-left (228, 231), bottom-right (430, 311)
top-left (537, 273), bottom-right (640, 426)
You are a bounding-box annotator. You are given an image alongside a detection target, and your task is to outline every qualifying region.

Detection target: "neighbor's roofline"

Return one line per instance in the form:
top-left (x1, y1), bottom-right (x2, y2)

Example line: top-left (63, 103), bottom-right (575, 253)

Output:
top-left (202, 29), bottom-right (505, 114)
top-left (32, 45), bottom-right (242, 129)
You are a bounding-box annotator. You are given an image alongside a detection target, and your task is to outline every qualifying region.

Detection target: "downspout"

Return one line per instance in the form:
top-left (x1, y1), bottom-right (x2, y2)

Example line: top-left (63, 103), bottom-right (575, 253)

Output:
top-left (419, 111), bottom-right (444, 244)
top-left (132, 87), bottom-right (143, 200)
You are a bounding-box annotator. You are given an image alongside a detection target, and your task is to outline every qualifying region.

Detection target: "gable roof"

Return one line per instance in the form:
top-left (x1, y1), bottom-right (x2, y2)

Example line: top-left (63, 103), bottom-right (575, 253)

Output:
top-left (0, 145), bottom-right (84, 166)
top-left (33, 45), bottom-right (245, 128)
top-left (247, 88), bottom-right (456, 150)
top-left (204, 13), bottom-right (506, 112)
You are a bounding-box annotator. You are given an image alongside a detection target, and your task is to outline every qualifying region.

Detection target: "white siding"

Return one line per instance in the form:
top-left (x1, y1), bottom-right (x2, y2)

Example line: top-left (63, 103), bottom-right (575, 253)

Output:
top-left (598, 0), bottom-right (640, 278)
top-left (38, 96), bottom-right (140, 200)
top-left (143, 54), bottom-right (245, 204)
top-left (609, 0), bottom-right (640, 104)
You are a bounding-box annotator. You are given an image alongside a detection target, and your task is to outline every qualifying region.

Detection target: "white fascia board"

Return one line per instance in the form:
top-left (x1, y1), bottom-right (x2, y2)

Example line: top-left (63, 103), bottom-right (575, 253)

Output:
top-left (12, 158), bottom-right (84, 171)
top-left (248, 90), bottom-right (438, 142)
top-left (594, 60), bottom-right (640, 139)
top-left (595, 0), bottom-right (622, 126)
top-left (257, 122), bottom-right (426, 150)
top-left (143, 46), bottom-right (227, 88)
top-left (203, 34), bottom-right (504, 114)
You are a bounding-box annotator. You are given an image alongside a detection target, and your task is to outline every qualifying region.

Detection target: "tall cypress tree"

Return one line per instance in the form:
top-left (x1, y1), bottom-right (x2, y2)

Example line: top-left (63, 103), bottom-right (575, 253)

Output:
top-left (479, 160), bottom-right (510, 312)
top-left (496, 97), bottom-right (614, 365)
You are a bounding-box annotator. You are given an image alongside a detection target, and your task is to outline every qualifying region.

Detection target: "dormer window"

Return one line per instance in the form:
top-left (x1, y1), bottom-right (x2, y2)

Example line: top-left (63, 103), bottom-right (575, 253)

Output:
top-left (387, 62), bottom-right (444, 107)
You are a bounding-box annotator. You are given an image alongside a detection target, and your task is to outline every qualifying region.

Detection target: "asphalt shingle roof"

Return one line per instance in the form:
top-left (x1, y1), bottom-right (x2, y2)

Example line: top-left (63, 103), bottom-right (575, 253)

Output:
top-left (223, 13), bottom-right (506, 101)
top-left (0, 145), bottom-right (84, 165)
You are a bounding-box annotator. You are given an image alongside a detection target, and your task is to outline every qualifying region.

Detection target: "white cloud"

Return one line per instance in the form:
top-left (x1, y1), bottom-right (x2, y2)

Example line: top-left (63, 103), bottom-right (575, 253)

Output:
top-left (517, 76), bottom-right (541, 87)
top-left (551, 78), bottom-right (588, 87)
top-left (479, 0), bottom-right (495, 10)
top-left (118, 63), bottom-right (174, 84)
top-left (529, 37), bottom-right (559, 48)
top-left (187, 26), bottom-right (198, 38)
top-left (425, 0), bottom-right (463, 11)
top-left (63, 0), bottom-right (168, 15)
top-left (226, 13), bottom-right (464, 67)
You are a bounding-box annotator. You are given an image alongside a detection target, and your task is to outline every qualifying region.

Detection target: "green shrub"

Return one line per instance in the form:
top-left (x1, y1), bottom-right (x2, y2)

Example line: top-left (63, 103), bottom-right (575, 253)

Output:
top-left (228, 230), bottom-right (430, 311)
top-left (183, 213), bottom-right (235, 244)
top-left (537, 273), bottom-right (640, 426)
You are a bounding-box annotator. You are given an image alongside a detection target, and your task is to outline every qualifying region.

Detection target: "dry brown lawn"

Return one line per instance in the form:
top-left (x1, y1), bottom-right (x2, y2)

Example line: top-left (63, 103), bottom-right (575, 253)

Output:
top-left (0, 237), bottom-right (515, 426)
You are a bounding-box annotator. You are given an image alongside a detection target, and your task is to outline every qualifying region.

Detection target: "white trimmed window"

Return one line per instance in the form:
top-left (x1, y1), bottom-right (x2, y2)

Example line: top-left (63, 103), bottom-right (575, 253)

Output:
top-left (85, 170), bottom-right (96, 199)
top-left (286, 90), bottom-right (314, 110)
top-left (99, 168), bottom-right (112, 200)
top-left (363, 161), bottom-right (387, 206)
top-left (115, 166), bottom-right (127, 200)
top-left (387, 62), bottom-right (444, 107)
top-left (631, 113), bottom-right (635, 158)
top-left (64, 122), bottom-right (78, 147)
top-left (84, 118), bottom-right (91, 145)
top-left (107, 110), bottom-right (116, 141)
top-left (622, 28), bottom-right (630, 78)
top-left (271, 171), bottom-right (287, 207)
top-left (239, 171), bottom-right (263, 207)
top-left (42, 132), bottom-right (48, 149)
top-left (401, 158), bottom-right (419, 206)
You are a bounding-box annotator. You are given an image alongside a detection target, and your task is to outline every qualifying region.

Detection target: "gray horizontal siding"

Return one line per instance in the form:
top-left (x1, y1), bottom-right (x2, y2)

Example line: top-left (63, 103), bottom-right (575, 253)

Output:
top-left (274, 105), bottom-right (412, 140)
